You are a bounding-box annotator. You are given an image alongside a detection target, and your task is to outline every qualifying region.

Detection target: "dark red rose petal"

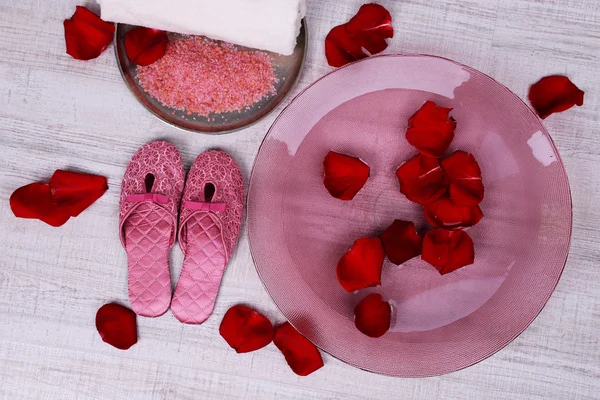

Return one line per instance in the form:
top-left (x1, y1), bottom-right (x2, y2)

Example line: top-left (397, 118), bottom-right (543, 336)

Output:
top-left (325, 25), bottom-right (366, 67)
top-left (528, 75), bottom-right (585, 119)
top-left (345, 4), bottom-right (394, 54)
top-left (396, 154), bottom-right (448, 205)
top-left (10, 182), bottom-right (71, 227)
top-left (325, 3), bottom-right (393, 67)
top-left (219, 305), bottom-right (274, 353)
top-left (49, 170), bottom-right (108, 217)
top-left (379, 220), bottom-right (422, 265)
top-left (354, 293), bottom-right (391, 338)
top-left (10, 170), bottom-right (108, 227)
top-left (337, 238), bottom-right (385, 292)
top-left (274, 322), bottom-right (324, 376)
top-left (424, 195), bottom-right (483, 230)
top-left (125, 27), bottom-right (169, 66)
top-left (440, 151), bottom-right (484, 206)
top-left (323, 151), bottom-right (370, 200)
top-left (405, 101), bottom-right (456, 158)
top-left (64, 6), bottom-right (115, 61)
top-left (95, 303), bottom-right (137, 350)
top-left (422, 229), bottom-right (474, 275)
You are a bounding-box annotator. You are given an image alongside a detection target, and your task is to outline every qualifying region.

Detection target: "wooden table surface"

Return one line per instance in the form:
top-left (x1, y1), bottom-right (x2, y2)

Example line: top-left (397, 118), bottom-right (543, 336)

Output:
top-left (1, 0), bottom-right (599, 399)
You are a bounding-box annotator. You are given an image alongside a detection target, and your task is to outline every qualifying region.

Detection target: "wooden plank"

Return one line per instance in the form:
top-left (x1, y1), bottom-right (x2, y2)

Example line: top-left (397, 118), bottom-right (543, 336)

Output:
top-left (1, 0), bottom-right (599, 398)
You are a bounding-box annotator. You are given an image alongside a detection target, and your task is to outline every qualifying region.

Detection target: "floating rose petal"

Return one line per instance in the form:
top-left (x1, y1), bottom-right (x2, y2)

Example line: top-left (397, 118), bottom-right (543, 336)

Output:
top-left (325, 3), bottom-right (393, 67)
top-left (274, 322), bottom-right (324, 376)
top-left (337, 238), bottom-right (385, 292)
top-left (125, 27), bottom-right (169, 66)
top-left (49, 170), bottom-right (109, 217)
top-left (440, 150), bottom-right (484, 206)
top-left (323, 151), bottom-right (370, 200)
top-left (95, 303), bottom-right (137, 350)
top-left (424, 195), bottom-right (483, 230)
top-left (422, 229), bottom-right (474, 275)
top-left (10, 182), bottom-right (71, 227)
top-left (354, 293), bottom-right (391, 338)
top-left (219, 305), bottom-right (274, 353)
top-left (64, 6), bottom-right (115, 61)
top-left (379, 220), bottom-right (422, 265)
top-left (528, 75), bottom-right (585, 119)
top-left (406, 101), bottom-right (456, 158)
top-left (396, 154), bottom-right (448, 205)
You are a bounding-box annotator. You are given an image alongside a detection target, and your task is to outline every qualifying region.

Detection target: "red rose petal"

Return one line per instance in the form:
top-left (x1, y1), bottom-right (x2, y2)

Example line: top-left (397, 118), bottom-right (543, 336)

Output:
top-left (422, 229), bottom-right (475, 275)
top-left (64, 6), bottom-right (115, 61)
top-left (528, 75), bottom-right (585, 119)
top-left (124, 27), bottom-right (169, 66)
top-left (354, 293), bottom-right (391, 338)
top-left (95, 303), bottom-right (137, 350)
top-left (440, 151), bottom-right (484, 206)
top-left (323, 151), bottom-right (370, 200)
top-left (405, 101), bottom-right (456, 158)
top-left (325, 25), bottom-right (367, 68)
top-left (325, 3), bottom-right (393, 67)
top-left (219, 305), bottom-right (274, 353)
top-left (424, 195), bottom-right (483, 230)
top-left (379, 220), bottom-right (422, 265)
top-left (337, 238), bottom-right (385, 292)
top-left (49, 170), bottom-right (109, 217)
top-left (396, 154), bottom-right (448, 205)
top-left (274, 322), bottom-right (324, 376)
top-left (10, 182), bottom-right (71, 227)
top-left (345, 4), bottom-right (394, 54)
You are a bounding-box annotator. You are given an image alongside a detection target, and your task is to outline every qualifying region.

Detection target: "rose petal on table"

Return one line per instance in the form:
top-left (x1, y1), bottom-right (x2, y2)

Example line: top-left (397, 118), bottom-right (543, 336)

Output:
top-left (325, 25), bottom-right (367, 67)
top-left (337, 237), bottom-right (385, 292)
top-left (274, 322), bottom-right (324, 376)
top-left (422, 229), bottom-right (475, 275)
top-left (440, 150), bottom-right (484, 206)
top-left (95, 303), bottom-right (137, 350)
top-left (396, 154), bottom-right (448, 205)
top-left (64, 6), bottom-right (115, 61)
top-left (219, 305), bottom-right (274, 353)
top-left (323, 151), bottom-right (370, 200)
top-left (424, 195), bottom-right (483, 230)
top-left (125, 27), bottom-right (169, 66)
top-left (528, 75), bottom-right (585, 119)
top-left (49, 170), bottom-right (108, 217)
top-left (345, 4), bottom-right (394, 54)
top-left (354, 293), bottom-right (391, 338)
top-left (379, 220), bottom-right (422, 265)
top-left (405, 101), bottom-right (456, 158)
top-left (325, 3), bottom-right (393, 67)
top-left (10, 182), bottom-right (71, 227)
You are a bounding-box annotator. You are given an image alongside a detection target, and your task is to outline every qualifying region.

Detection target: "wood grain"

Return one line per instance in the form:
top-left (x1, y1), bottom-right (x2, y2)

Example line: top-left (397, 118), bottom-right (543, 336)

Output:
top-left (1, 0), bottom-right (599, 399)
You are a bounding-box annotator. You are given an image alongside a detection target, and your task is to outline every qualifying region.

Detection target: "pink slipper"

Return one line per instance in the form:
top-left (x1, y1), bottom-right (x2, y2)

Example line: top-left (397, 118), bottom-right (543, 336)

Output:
top-left (171, 150), bottom-right (244, 324)
top-left (119, 141), bottom-right (185, 317)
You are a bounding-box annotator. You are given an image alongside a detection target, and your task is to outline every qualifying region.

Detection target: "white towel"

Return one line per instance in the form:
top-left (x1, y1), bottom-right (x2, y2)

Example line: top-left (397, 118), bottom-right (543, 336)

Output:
top-left (98, 0), bottom-right (306, 55)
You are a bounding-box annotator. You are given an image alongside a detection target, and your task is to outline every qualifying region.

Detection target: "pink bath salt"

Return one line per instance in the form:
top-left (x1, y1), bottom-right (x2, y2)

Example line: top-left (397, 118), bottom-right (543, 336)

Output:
top-left (136, 36), bottom-right (277, 117)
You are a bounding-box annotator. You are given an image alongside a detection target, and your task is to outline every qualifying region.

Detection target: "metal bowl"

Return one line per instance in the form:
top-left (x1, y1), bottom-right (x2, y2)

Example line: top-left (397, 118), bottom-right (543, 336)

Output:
top-left (114, 21), bottom-right (307, 134)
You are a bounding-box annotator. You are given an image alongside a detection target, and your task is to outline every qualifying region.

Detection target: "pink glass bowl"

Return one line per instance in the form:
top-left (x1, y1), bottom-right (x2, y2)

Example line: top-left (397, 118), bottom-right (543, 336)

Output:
top-left (247, 55), bottom-right (572, 377)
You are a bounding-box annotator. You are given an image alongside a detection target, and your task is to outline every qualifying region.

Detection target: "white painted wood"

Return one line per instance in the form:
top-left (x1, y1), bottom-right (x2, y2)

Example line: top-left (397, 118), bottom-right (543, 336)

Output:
top-left (1, 0), bottom-right (599, 399)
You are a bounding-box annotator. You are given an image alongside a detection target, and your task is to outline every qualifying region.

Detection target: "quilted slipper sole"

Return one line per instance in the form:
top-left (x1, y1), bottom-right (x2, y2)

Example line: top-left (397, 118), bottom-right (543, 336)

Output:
top-left (124, 203), bottom-right (173, 317)
top-left (171, 212), bottom-right (227, 324)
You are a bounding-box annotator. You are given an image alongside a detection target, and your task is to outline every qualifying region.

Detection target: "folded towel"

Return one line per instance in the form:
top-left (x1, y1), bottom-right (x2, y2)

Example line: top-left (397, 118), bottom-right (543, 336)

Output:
top-left (98, 0), bottom-right (306, 55)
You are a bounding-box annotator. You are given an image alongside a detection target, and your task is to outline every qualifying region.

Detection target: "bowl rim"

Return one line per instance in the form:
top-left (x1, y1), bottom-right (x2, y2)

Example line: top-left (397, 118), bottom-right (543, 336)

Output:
top-left (247, 53), bottom-right (574, 377)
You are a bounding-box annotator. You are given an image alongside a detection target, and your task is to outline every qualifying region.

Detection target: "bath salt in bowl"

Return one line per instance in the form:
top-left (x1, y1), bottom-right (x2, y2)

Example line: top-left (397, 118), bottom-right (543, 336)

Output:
top-left (136, 38), bottom-right (278, 117)
top-left (114, 22), bottom-right (307, 134)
